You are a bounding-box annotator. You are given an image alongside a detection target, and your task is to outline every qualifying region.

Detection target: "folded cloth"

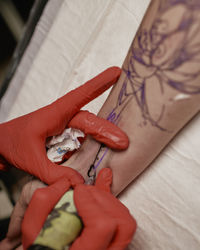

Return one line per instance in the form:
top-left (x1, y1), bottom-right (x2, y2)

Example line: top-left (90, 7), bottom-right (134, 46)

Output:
top-left (46, 128), bottom-right (84, 163)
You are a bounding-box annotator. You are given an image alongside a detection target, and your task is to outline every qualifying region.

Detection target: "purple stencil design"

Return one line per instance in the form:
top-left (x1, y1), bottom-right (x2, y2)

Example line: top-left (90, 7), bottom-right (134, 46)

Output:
top-left (94, 148), bottom-right (109, 170)
top-left (122, 0), bottom-right (200, 131)
top-left (93, 0), bottom-right (200, 170)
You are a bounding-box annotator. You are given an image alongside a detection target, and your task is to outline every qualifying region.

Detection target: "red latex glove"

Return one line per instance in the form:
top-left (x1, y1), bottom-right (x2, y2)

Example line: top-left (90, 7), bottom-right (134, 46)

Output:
top-left (0, 67), bottom-right (129, 185)
top-left (72, 168), bottom-right (137, 250)
top-left (21, 168), bottom-right (136, 250)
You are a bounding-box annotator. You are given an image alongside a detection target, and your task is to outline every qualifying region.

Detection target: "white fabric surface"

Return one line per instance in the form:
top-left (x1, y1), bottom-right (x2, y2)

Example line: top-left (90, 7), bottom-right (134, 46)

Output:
top-left (0, 0), bottom-right (200, 249)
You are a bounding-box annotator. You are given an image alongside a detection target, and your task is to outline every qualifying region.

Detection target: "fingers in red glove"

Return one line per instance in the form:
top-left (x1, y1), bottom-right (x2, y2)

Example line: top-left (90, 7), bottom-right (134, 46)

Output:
top-left (37, 149), bottom-right (84, 185)
top-left (91, 187), bottom-right (136, 250)
top-left (38, 67), bottom-right (121, 137)
top-left (94, 167), bottom-right (112, 192)
top-left (22, 177), bottom-right (71, 249)
top-left (71, 185), bottom-right (117, 250)
top-left (95, 169), bottom-right (137, 250)
top-left (69, 111), bottom-right (129, 150)
top-left (0, 67), bottom-right (122, 187)
top-left (72, 168), bottom-right (137, 250)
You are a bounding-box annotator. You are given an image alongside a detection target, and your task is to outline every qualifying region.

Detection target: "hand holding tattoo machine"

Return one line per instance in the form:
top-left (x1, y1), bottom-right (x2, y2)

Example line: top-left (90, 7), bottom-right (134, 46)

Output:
top-left (0, 67), bottom-right (136, 249)
top-left (26, 167), bottom-right (136, 250)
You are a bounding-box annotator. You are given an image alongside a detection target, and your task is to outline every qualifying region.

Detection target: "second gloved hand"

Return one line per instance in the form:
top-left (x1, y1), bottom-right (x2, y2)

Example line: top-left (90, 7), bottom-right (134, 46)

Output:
top-left (20, 168), bottom-right (136, 250)
top-left (71, 168), bottom-right (137, 250)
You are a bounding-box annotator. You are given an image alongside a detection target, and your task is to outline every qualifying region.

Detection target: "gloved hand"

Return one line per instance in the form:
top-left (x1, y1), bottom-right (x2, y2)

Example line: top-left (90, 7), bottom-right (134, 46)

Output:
top-left (0, 67), bottom-right (129, 185)
top-left (72, 168), bottom-right (137, 250)
top-left (20, 168), bottom-right (136, 250)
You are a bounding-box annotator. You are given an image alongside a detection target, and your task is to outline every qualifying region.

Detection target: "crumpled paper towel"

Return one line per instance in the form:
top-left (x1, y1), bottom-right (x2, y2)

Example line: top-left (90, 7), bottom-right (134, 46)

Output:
top-left (46, 128), bottom-right (84, 162)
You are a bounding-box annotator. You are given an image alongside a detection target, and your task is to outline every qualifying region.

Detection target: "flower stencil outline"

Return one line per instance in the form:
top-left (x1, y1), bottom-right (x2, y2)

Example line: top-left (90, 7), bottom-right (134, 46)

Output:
top-left (122, 1), bottom-right (200, 131)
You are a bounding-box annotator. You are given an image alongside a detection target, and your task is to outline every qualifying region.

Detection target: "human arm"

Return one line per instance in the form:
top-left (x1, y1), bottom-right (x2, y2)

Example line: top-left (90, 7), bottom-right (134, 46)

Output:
top-left (64, 0), bottom-right (200, 195)
top-left (2, 1), bottom-right (200, 249)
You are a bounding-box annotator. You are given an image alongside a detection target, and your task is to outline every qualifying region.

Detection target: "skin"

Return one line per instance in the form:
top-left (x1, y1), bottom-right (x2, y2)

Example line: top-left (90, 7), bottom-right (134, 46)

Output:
top-left (63, 0), bottom-right (200, 196)
top-left (0, 179), bottom-right (46, 250)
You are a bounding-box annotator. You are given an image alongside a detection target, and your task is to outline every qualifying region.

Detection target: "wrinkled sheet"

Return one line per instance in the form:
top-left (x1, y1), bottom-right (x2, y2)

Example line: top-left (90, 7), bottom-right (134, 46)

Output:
top-left (0, 0), bottom-right (200, 249)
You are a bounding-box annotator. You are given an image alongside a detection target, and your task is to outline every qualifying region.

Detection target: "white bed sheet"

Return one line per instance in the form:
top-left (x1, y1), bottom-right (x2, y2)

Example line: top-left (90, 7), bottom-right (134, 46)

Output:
top-left (0, 0), bottom-right (200, 249)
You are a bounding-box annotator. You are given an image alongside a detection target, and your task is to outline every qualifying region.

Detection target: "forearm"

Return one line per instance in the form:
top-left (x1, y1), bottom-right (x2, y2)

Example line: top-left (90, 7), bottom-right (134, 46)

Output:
top-left (64, 0), bottom-right (200, 195)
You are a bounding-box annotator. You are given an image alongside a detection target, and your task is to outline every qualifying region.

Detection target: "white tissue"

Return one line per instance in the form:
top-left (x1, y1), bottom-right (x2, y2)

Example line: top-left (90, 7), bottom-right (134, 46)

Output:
top-left (46, 128), bottom-right (84, 162)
